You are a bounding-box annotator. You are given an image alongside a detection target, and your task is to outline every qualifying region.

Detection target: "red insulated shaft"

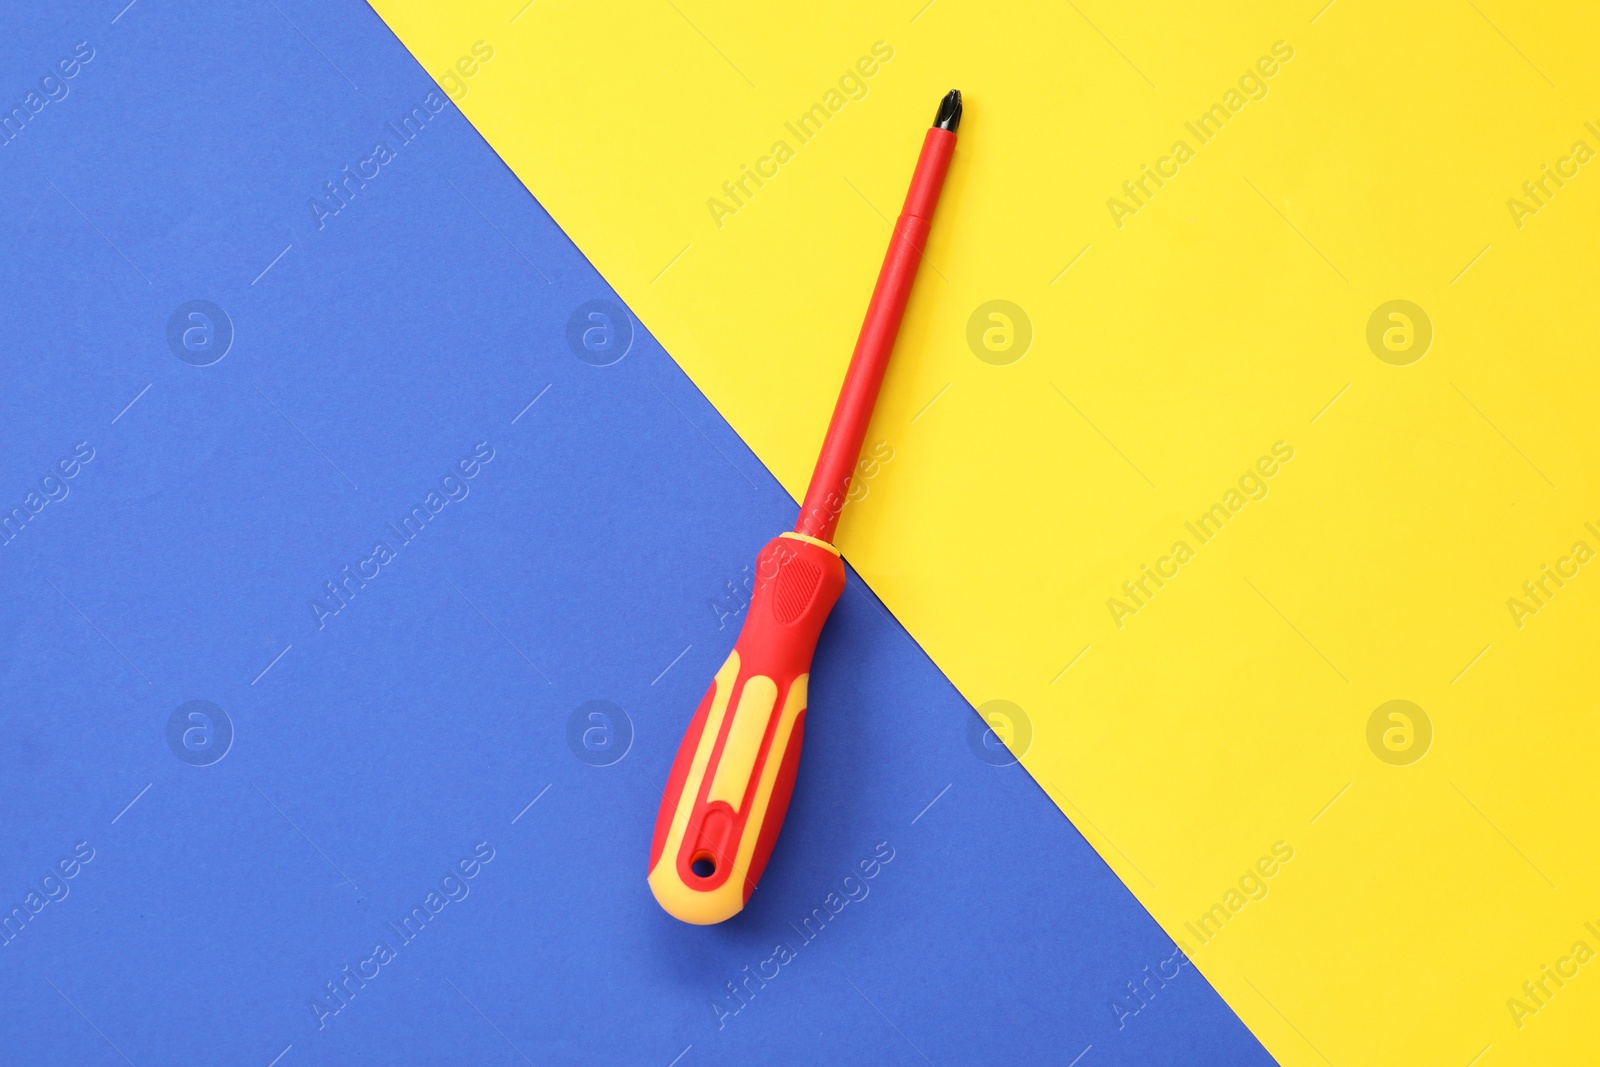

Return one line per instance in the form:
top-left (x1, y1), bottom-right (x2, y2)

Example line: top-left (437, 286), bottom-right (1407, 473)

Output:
top-left (795, 116), bottom-right (958, 543)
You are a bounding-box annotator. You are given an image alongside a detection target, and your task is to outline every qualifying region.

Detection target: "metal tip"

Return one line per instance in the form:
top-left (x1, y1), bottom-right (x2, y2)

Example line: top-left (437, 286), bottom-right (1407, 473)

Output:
top-left (933, 89), bottom-right (962, 132)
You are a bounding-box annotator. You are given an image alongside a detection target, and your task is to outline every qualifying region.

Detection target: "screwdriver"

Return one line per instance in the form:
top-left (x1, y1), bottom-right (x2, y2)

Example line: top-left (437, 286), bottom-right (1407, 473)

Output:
top-left (649, 90), bottom-right (963, 924)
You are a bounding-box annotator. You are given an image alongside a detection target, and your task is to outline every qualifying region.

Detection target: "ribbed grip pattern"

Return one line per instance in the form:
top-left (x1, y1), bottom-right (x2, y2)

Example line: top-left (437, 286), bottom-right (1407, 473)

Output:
top-left (772, 552), bottom-right (822, 624)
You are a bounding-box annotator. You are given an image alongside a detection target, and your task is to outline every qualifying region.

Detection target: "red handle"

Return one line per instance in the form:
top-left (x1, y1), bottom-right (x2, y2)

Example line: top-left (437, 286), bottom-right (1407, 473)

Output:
top-left (648, 533), bottom-right (845, 923)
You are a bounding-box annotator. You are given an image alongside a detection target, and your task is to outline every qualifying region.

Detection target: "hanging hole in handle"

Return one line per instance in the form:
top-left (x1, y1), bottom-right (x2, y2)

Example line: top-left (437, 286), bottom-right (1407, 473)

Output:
top-left (690, 852), bottom-right (717, 879)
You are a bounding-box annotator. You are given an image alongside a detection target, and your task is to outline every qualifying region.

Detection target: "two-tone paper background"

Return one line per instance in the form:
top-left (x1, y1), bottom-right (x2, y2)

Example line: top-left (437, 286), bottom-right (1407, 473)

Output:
top-left (371, 2), bottom-right (1600, 1062)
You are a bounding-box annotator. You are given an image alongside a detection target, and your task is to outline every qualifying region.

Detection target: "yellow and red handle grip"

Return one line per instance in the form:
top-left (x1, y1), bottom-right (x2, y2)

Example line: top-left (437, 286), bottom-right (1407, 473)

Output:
top-left (648, 532), bottom-right (845, 924)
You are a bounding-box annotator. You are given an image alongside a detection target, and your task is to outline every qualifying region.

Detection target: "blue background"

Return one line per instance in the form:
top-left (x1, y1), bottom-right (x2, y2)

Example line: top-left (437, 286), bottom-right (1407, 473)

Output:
top-left (0, 2), bottom-right (1272, 1064)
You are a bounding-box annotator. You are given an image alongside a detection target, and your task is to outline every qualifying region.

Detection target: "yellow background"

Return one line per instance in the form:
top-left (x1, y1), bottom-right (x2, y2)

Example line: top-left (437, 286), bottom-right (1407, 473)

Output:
top-left (370, 1), bottom-right (1600, 1061)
